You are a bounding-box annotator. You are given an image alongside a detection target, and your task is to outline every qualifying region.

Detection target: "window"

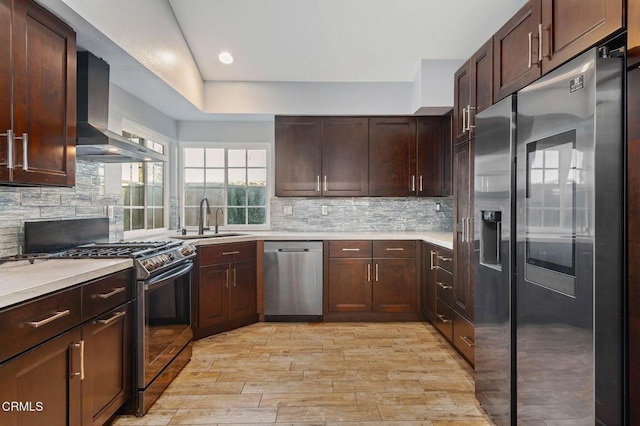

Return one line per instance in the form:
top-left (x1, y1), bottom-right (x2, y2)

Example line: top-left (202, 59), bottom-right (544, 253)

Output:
top-left (122, 131), bottom-right (166, 232)
top-left (183, 146), bottom-right (268, 228)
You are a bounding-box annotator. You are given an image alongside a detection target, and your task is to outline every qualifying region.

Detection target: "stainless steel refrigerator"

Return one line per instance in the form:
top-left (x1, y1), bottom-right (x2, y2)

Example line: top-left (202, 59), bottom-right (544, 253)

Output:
top-left (474, 47), bottom-right (624, 425)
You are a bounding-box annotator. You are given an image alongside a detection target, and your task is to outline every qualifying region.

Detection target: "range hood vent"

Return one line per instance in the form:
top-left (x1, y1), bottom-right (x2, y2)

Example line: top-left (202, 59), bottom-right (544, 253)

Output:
top-left (76, 52), bottom-right (167, 163)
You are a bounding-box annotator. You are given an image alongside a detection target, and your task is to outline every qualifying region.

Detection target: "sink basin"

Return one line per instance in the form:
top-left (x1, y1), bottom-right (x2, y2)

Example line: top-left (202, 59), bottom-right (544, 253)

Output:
top-left (171, 232), bottom-right (244, 240)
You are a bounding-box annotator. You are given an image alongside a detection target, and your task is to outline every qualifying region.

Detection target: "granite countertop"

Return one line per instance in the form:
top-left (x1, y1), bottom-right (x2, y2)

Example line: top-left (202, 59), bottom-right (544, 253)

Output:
top-left (0, 258), bottom-right (133, 310)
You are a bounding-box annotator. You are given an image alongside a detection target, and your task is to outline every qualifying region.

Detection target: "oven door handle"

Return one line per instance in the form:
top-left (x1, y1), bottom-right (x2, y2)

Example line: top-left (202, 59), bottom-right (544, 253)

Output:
top-left (144, 262), bottom-right (193, 291)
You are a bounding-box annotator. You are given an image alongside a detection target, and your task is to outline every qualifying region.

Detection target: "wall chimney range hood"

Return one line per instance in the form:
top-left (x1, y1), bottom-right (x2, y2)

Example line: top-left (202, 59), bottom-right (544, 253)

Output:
top-left (76, 51), bottom-right (167, 162)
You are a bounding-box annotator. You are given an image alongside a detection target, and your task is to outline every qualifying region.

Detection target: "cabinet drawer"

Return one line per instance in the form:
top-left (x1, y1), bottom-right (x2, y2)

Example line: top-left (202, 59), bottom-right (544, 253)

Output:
top-left (434, 298), bottom-right (453, 342)
top-left (329, 241), bottom-right (372, 258)
top-left (82, 269), bottom-right (133, 322)
top-left (435, 268), bottom-right (454, 307)
top-left (0, 286), bottom-right (82, 363)
top-left (200, 241), bottom-right (256, 265)
top-left (373, 240), bottom-right (416, 258)
top-left (453, 312), bottom-right (475, 365)
top-left (435, 248), bottom-right (453, 273)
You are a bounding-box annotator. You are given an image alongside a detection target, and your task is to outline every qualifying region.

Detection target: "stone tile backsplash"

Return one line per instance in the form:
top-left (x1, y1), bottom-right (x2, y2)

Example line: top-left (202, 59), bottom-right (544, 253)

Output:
top-left (270, 197), bottom-right (453, 232)
top-left (0, 160), bottom-right (123, 257)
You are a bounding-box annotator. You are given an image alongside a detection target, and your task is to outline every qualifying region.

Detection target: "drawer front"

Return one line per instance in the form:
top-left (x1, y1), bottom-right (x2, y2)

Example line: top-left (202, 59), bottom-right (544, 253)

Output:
top-left (372, 240), bottom-right (416, 258)
top-left (436, 248), bottom-right (453, 273)
top-left (329, 240), bottom-right (372, 258)
top-left (434, 298), bottom-right (453, 342)
top-left (0, 286), bottom-right (82, 363)
top-left (453, 311), bottom-right (475, 365)
top-left (82, 269), bottom-right (133, 321)
top-left (200, 241), bottom-right (256, 265)
top-left (435, 268), bottom-right (454, 307)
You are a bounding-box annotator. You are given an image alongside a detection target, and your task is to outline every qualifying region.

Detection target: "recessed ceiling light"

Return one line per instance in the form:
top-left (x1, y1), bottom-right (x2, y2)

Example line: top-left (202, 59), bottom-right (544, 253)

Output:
top-left (218, 51), bottom-right (234, 65)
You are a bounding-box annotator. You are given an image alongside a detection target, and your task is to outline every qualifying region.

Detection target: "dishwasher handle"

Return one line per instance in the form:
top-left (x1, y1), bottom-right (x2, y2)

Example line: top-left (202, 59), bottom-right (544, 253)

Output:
top-left (278, 248), bottom-right (310, 252)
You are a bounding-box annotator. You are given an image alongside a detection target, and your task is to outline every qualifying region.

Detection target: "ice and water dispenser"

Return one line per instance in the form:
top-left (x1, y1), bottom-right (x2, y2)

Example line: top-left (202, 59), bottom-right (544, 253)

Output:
top-left (480, 210), bottom-right (502, 270)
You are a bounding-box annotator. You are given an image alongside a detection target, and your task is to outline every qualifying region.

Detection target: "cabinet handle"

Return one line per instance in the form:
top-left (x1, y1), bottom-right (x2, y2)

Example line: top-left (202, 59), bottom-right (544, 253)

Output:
top-left (96, 310), bottom-right (126, 325)
top-left (528, 32), bottom-right (533, 68)
top-left (342, 248), bottom-right (360, 252)
top-left (225, 269), bottom-right (229, 288)
top-left (462, 107), bottom-right (467, 133)
top-left (538, 23), bottom-right (544, 61)
top-left (437, 255), bottom-right (452, 262)
top-left (233, 268), bottom-right (237, 287)
top-left (467, 217), bottom-right (473, 243)
top-left (467, 106), bottom-right (476, 130)
top-left (385, 247), bottom-right (404, 251)
top-left (317, 176), bottom-right (321, 192)
top-left (375, 263), bottom-right (379, 282)
top-left (15, 133), bottom-right (28, 170)
top-left (367, 263), bottom-right (371, 282)
top-left (1, 129), bottom-right (14, 169)
top-left (540, 24), bottom-right (551, 60)
top-left (437, 314), bottom-right (452, 324)
top-left (411, 175), bottom-right (416, 192)
top-left (222, 251), bottom-right (240, 256)
top-left (461, 218), bottom-right (466, 242)
top-left (71, 340), bottom-right (85, 380)
top-left (96, 287), bottom-right (126, 299)
top-left (436, 282), bottom-right (452, 290)
top-left (430, 250), bottom-right (436, 270)
top-left (324, 175), bottom-right (327, 192)
top-left (419, 175), bottom-right (423, 192)
top-left (459, 335), bottom-right (475, 348)
top-left (27, 309), bottom-right (70, 328)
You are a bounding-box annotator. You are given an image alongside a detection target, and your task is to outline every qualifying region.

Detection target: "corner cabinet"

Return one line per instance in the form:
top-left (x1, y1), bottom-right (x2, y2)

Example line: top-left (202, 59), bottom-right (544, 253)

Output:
top-left (1, 0), bottom-right (76, 186)
top-left (369, 117), bottom-right (416, 196)
top-left (193, 241), bottom-right (258, 339)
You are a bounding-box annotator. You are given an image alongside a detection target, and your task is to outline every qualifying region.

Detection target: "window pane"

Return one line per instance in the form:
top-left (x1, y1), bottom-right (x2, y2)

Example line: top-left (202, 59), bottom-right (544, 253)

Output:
top-left (228, 169), bottom-right (246, 186)
top-left (131, 185), bottom-right (144, 207)
top-left (247, 187), bottom-right (266, 206)
top-left (152, 208), bottom-right (164, 228)
top-left (205, 169), bottom-right (225, 186)
top-left (185, 168), bottom-right (204, 183)
top-left (228, 208), bottom-right (246, 225)
top-left (203, 188), bottom-right (224, 206)
top-left (184, 148), bottom-right (204, 167)
top-left (228, 188), bottom-right (247, 206)
top-left (248, 150), bottom-right (266, 167)
top-left (132, 209), bottom-right (144, 230)
top-left (248, 208), bottom-right (266, 225)
top-left (228, 150), bottom-right (246, 167)
top-left (124, 209), bottom-right (131, 232)
top-left (184, 207), bottom-right (199, 227)
top-left (151, 186), bottom-right (164, 206)
top-left (185, 186), bottom-right (205, 206)
top-left (205, 149), bottom-right (225, 167)
top-left (123, 186), bottom-right (131, 206)
top-left (248, 169), bottom-right (266, 186)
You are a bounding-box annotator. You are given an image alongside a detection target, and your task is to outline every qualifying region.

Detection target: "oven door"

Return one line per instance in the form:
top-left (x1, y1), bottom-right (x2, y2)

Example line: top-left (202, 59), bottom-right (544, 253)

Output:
top-left (137, 262), bottom-right (193, 389)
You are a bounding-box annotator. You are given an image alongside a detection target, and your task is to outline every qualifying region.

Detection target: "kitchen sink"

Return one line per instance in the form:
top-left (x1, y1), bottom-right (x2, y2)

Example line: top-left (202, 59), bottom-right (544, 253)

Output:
top-left (171, 232), bottom-right (245, 240)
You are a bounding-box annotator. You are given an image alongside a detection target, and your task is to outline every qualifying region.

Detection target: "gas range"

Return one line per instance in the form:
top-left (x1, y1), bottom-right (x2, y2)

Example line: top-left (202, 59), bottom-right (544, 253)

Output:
top-left (52, 241), bottom-right (196, 280)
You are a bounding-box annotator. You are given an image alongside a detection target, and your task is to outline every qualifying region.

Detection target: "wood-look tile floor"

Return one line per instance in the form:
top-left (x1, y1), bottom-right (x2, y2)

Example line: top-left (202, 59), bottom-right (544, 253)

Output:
top-left (112, 322), bottom-right (494, 425)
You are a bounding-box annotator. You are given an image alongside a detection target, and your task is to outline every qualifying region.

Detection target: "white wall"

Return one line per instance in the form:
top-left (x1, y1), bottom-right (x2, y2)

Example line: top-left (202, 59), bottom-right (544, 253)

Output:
top-left (412, 59), bottom-right (463, 115)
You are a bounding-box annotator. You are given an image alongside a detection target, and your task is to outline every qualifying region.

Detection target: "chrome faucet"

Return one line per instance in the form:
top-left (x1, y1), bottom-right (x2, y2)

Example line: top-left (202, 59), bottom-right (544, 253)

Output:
top-left (213, 207), bottom-right (223, 234)
top-left (198, 197), bottom-right (211, 235)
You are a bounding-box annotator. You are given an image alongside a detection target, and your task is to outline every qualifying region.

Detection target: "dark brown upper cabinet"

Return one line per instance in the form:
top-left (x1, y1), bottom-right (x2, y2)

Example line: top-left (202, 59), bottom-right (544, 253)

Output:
top-left (417, 115), bottom-right (451, 197)
top-left (275, 116), bottom-right (369, 197)
top-left (369, 116), bottom-right (416, 196)
top-left (1, 0), bottom-right (76, 186)
top-left (454, 38), bottom-right (493, 144)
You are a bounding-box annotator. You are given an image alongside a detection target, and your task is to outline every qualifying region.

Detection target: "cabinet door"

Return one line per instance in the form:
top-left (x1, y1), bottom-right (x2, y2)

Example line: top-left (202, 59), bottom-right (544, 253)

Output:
top-left (454, 61), bottom-right (471, 143)
top-left (470, 38), bottom-right (493, 132)
top-left (0, 328), bottom-right (82, 426)
top-left (453, 141), bottom-right (475, 322)
top-left (0, 0), bottom-right (10, 182)
top-left (416, 117), bottom-right (443, 197)
top-left (373, 258), bottom-right (417, 312)
top-left (198, 264), bottom-right (230, 328)
top-left (229, 259), bottom-right (257, 320)
top-left (493, 0), bottom-right (542, 102)
top-left (327, 258), bottom-right (371, 312)
top-left (82, 303), bottom-right (131, 426)
top-left (369, 117), bottom-right (416, 196)
top-left (441, 113), bottom-right (453, 197)
top-left (540, 0), bottom-right (622, 73)
top-left (422, 243), bottom-right (437, 322)
top-left (12, 0), bottom-right (76, 186)
top-left (275, 116), bottom-right (322, 196)
top-left (322, 117), bottom-right (369, 196)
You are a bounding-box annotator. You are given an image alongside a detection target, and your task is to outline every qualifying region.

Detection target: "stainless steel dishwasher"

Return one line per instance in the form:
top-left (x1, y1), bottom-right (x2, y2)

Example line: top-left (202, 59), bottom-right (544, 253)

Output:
top-left (263, 241), bottom-right (323, 321)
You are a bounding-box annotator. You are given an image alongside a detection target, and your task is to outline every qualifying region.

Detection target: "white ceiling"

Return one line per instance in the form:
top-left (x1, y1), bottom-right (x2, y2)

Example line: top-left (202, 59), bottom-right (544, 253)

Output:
top-left (38, 0), bottom-right (527, 121)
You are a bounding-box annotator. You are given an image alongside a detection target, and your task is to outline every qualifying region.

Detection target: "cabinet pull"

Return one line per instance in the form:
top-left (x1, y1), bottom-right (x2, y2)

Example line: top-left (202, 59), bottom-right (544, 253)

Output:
top-left (222, 251), bottom-right (240, 256)
top-left (1, 129), bottom-right (14, 169)
top-left (317, 176), bottom-right (321, 192)
top-left (96, 287), bottom-right (126, 299)
top-left (419, 175), bottom-right (423, 192)
top-left (437, 255), bottom-right (452, 262)
top-left (540, 23), bottom-right (551, 60)
top-left (342, 248), bottom-right (360, 252)
top-left (528, 32), bottom-right (533, 68)
top-left (367, 263), bottom-right (371, 282)
top-left (225, 269), bottom-right (229, 288)
top-left (28, 309), bottom-right (70, 328)
top-left (71, 340), bottom-right (85, 380)
top-left (437, 314), bottom-right (451, 324)
top-left (385, 247), bottom-right (404, 251)
top-left (538, 23), bottom-right (544, 61)
top-left (96, 310), bottom-right (126, 325)
top-left (411, 175), bottom-right (416, 192)
top-left (15, 133), bottom-right (28, 170)
top-left (462, 106), bottom-right (467, 133)
top-left (459, 335), bottom-right (475, 348)
top-left (233, 268), bottom-right (237, 287)
top-left (467, 106), bottom-right (476, 130)
top-left (430, 250), bottom-right (436, 270)
top-left (436, 282), bottom-right (452, 290)
top-left (375, 263), bottom-right (379, 282)
top-left (324, 175), bottom-right (327, 192)
top-left (461, 218), bottom-right (466, 242)
top-left (467, 217), bottom-right (473, 243)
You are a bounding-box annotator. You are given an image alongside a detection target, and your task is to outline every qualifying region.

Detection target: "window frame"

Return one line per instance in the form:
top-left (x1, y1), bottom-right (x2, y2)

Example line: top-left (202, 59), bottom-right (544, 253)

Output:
top-left (179, 142), bottom-right (272, 231)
